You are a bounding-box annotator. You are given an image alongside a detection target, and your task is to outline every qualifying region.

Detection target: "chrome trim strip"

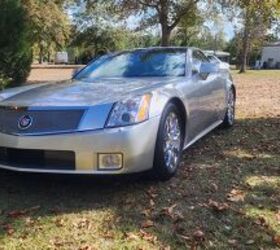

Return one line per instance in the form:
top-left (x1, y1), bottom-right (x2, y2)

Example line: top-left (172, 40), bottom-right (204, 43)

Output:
top-left (0, 128), bottom-right (105, 137)
top-left (28, 106), bottom-right (89, 111)
top-left (0, 105), bottom-right (89, 111)
top-left (0, 164), bottom-right (88, 174)
top-left (0, 164), bottom-right (125, 175)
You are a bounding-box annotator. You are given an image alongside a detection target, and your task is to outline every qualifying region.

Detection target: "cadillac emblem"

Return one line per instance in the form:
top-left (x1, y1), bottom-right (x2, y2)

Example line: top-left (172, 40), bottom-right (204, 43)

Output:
top-left (18, 115), bottom-right (33, 130)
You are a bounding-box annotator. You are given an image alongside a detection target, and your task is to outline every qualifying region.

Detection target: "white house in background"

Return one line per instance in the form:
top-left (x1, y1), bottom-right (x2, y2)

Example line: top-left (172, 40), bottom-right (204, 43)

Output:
top-left (261, 41), bottom-right (280, 68)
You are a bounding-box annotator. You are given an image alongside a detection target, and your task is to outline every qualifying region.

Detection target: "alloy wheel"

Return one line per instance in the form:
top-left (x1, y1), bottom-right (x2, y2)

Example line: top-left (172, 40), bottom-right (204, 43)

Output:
top-left (163, 112), bottom-right (182, 170)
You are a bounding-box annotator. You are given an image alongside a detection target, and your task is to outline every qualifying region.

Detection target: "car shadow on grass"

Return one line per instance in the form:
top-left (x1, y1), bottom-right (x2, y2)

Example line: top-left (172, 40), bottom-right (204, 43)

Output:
top-left (0, 117), bottom-right (279, 249)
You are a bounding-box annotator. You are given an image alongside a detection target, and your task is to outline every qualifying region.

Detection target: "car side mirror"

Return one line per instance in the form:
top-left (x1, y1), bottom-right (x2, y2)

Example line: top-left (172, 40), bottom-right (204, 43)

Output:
top-left (199, 63), bottom-right (217, 80)
top-left (72, 67), bottom-right (84, 78)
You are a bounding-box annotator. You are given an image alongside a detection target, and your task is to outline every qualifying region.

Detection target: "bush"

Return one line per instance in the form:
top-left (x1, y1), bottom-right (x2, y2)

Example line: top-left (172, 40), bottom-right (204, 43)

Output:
top-left (0, 0), bottom-right (32, 88)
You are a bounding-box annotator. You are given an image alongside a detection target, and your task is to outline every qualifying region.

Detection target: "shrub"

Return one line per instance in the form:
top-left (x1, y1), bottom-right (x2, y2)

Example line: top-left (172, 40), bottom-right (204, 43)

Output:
top-left (0, 0), bottom-right (32, 88)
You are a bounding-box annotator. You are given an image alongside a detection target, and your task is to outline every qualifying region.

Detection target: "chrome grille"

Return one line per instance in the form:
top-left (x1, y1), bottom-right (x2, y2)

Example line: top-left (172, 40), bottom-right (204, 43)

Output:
top-left (0, 107), bottom-right (85, 135)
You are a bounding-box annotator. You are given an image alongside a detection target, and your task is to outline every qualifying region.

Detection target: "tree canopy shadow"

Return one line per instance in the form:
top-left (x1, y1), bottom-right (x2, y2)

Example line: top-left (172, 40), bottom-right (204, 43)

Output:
top-left (0, 117), bottom-right (279, 249)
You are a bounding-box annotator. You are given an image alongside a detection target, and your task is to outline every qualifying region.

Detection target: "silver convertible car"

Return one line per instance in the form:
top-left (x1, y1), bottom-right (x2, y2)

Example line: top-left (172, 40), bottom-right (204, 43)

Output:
top-left (0, 48), bottom-right (235, 180)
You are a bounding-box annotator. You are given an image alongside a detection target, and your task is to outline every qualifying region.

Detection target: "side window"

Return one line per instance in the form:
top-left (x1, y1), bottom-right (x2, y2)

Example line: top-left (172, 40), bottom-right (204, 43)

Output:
top-left (192, 50), bottom-right (203, 74)
top-left (198, 51), bottom-right (210, 63)
top-left (192, 50), bottom-right (209, 75)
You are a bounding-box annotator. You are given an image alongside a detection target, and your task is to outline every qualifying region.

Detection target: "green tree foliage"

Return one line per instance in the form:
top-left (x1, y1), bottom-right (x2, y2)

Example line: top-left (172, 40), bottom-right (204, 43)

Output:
top-left (219, 0), bottom-right (280, 73)
top-left (0, 0), bottom-right (32, 88)
top-left (71, 25), bottom-right (161, 63)
top-left (80, 0), bottom-right (201, 46)
top-left (23, 0), bottom-right (71, 63)
top-left (172, 8), bottom-right (204, 46)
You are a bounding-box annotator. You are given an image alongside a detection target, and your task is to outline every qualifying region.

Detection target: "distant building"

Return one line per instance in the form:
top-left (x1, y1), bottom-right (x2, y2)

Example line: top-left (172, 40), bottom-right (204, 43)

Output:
top-left (261, 41), bottom-right (280, 69)
top-left (55, 52), bottom-right (69, 64)
top-left (204, 50), bottom-right (230, 63)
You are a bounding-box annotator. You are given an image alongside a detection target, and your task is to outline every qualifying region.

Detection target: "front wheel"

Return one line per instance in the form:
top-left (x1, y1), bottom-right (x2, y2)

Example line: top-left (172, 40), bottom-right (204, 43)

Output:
top-left (151, 103), bottom-right (184, 181)
top-left (221, 87), bottom-right (235, 128)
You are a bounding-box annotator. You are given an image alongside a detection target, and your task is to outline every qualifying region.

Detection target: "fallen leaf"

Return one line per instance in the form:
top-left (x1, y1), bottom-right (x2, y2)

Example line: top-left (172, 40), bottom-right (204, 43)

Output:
top-left (276, 211), bottom-right (280, 223)
top-left (208, 199), bottom-right (229, 212)
top-left (27, 205), bottom-right (41, 213)
top-left (193, 230), bottom-right (205, 241)
top-left (3, 224), bottom-right (14, 236)
top-left (7, 206), bottom-right (40, 219)
top-left (79, 246), bottom-right (92, 250)
top-left (125, 232), bottom-right (139, 241)
top-left (125, 197), bottom-right (135, 205)
top-left (102, 231), bottom-right (114, 239)
top-left (246, 239), bottom-right (255, 245)
top-left (162, 204), bottom-right (177, 219)
top-left (163, 246), bottom-right (171, 250)
top-left (227, 189), bottom-right (245, 202)
top-left (25, 217), bottom-right (36, 227)
top-left (228, 239), bottom-right (238, 246)
top-left (178, 234), bottom-right (191, 241)
top-left (210, 183), bottom-right (218, 192)
top-left (139, 229), bottom-right (157, 243)
top-left (273, 235), bottom-right (280, 246)
top-left (173, 211), bottom-right (185, 222)
top-left (75, 218), bottom-right (91, 230)
top-left (149, 199), bottom-right (155, 207)
top-left (147, 186), bottom-right (158, 199)
top-left (141, 219), bottom-right (154, 228)
top-left (55, 218), bottom-right (65, 227)
top-left (141, 209), bottom-right (151, 217)
top-left (255, 216), bottom-right (266, 227)
top-left (8, 210), bottom-right (26, 219)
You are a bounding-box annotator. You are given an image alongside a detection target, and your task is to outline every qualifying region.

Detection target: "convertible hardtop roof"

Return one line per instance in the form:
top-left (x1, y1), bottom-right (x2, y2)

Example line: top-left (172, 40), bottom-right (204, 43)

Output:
top-left (120, 47), bottom-right (189, 52)
top-left (106, 47), bottom-right (204, 56)
top-left (102, 47), bottom-right (194, 58)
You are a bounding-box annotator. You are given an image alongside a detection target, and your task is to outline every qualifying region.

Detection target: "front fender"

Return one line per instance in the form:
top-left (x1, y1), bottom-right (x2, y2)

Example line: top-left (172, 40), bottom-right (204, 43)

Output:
top-left (149, 84), bottom-right (188, 119)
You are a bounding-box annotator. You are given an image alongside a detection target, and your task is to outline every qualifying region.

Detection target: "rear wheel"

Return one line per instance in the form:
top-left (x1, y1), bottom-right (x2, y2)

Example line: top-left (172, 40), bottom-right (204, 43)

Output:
top-left (221, 87), bottom-right (235, 128)
top-left (152, 103), bottom-right (184, 181)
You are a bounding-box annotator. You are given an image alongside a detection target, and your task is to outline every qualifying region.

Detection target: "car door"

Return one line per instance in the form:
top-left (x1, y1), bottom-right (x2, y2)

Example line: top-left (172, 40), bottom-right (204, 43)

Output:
top-left (200, 51), bottom-right (227, 123)
top-left (178, 50), bottom-right (204, 144)
top-left (191, 50), bottom-right (224, 133)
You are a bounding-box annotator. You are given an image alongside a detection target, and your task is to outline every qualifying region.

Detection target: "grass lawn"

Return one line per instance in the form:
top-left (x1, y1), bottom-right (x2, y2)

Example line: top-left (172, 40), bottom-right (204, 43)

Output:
top-left (0, 70), bottom-right (280, 249)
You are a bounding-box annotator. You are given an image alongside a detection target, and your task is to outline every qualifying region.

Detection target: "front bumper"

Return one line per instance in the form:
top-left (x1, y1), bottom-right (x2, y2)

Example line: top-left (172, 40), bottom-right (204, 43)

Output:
top-left (0, 117), bottom-right (160, 174)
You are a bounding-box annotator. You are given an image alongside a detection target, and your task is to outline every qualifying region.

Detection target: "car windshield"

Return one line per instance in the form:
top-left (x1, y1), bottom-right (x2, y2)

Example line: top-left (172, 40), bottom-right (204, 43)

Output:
top-left (75, 49), bottom-right (186, 79)
top-left (208, 55), bottom-right (220, 63)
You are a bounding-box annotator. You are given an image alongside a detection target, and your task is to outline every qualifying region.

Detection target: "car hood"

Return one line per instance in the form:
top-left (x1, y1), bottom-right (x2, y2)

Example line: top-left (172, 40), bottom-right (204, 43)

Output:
top-left (0, 77), bottom-right (177, 107)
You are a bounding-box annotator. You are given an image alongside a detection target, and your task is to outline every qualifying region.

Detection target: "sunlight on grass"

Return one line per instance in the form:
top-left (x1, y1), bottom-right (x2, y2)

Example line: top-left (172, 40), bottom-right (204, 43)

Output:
top-left (223, 149), bottom-right (275, 161)
top-left (244, 175), bottom-right (280, 238)
top-left (246, 176), bottom-right (280, 189)
top-left (245, 207), bottom-right (280, 234)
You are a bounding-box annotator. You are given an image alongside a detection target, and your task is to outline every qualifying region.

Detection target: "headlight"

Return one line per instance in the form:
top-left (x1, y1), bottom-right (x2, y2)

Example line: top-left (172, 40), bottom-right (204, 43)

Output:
top-left (106, 94), bottom-right (152, 127)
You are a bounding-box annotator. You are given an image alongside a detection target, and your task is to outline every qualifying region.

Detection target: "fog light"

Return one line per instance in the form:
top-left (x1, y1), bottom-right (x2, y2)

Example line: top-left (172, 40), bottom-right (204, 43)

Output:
top-left (98, 153), bottom-right (123, 170)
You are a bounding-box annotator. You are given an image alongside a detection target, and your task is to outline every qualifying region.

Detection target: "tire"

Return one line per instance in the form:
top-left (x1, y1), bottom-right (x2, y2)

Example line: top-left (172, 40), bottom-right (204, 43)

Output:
top-left (221, 87), bottom-right (235, 128)
top-left (151, 103), bottom-right (184, 181)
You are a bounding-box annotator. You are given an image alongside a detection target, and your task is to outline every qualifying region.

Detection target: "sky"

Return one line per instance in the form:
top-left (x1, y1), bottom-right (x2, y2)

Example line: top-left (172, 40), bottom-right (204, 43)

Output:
top-left (224, 23), bottom-right (235, 40)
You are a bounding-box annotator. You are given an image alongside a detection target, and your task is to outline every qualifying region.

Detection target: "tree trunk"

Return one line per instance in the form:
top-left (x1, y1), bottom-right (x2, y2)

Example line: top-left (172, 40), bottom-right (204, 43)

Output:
top-left (239, 28), bottom-right (250, 73)
top-left (239, 9), bottom-right (251, 73)
top-left (239, 37), bottom-right (249, 73)
top-left (161, 25), bottom-right (172, 47)
top-left (47, 48), bottom-right (51, 63)
top-left (39, 43), bottom-right (44, 64)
